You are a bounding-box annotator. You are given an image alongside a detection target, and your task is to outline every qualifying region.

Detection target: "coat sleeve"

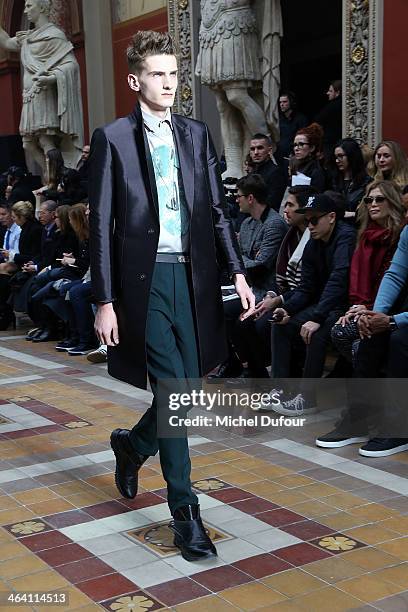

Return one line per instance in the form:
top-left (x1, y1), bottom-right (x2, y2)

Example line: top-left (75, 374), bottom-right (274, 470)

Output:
top-left (205, 125), bottom-right (246, 277)
top-left (88, 128), bottom-right (116, 303)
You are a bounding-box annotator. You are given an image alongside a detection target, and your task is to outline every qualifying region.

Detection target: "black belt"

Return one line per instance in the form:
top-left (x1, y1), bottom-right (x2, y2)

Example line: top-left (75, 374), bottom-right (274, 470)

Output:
top-left (156, 253), bottom-right (190, 264)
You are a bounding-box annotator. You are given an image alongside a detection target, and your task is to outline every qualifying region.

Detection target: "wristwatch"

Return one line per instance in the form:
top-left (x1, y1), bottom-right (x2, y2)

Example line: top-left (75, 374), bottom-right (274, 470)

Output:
top-left (389, 316), bottom-right (398, 332)
top-left (266, 291), bottom-right (277, 298)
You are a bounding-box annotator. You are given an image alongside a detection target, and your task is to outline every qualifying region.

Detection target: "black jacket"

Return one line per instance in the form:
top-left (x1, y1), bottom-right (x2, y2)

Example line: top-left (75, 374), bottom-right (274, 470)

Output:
top-left (296, 158), bottom-right (327, 193)
top-left (277, 111), bottom-right (308, 159)
top-left (13, 219), bottom-right (43, 266)
top-left (332, 174), bottom-right (373, 213)
top-left (9, 179), bottom-right (36, 207)
top-left (315, 97), bottom-right (342, 150)
top-left (89, 103), bottom-right (245, 389)
top-left (252, 158), bottom-right (286, 211)
top-left (284, 221), bottom-right (356, 323)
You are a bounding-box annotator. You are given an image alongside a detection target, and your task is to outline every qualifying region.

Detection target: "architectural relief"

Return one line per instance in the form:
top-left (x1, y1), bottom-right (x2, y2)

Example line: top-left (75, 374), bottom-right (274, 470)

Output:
top-left (111, 0), bottom-right (167, 24)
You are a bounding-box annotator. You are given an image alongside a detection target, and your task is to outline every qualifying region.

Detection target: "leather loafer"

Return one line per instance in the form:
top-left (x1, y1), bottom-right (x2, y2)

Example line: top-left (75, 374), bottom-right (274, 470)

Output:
top-left (169, 504), bottom-right (217, 561)
top-left (110, 428), bottom-right (148, 499)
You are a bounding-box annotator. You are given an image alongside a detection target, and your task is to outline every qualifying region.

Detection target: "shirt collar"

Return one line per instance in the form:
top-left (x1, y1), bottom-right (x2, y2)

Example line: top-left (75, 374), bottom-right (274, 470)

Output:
top-left (142, 107), bottom-right (172, 133)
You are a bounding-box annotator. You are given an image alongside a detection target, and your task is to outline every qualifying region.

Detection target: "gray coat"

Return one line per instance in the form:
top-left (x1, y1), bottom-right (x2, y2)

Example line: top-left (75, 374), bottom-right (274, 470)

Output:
top-left (239, 207), bottom-right (288, 301)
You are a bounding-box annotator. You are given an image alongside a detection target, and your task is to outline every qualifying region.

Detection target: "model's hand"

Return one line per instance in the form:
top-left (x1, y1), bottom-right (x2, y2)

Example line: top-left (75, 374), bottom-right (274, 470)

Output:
top-left (234, 274), bottom-right (255, 318)
top-left (300, 320), bottom-right (321, 344)
top-left (95, 303), bottom-right (119, 346)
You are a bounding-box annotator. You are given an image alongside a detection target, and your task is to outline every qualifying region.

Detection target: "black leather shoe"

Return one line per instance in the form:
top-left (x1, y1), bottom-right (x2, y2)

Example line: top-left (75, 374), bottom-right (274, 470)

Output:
top-left (110, 428), bottom-right (148, 499)
top-left (206, 355), bottom-right (242, 383)
top-left (170, 504), bottom-right (217, 561)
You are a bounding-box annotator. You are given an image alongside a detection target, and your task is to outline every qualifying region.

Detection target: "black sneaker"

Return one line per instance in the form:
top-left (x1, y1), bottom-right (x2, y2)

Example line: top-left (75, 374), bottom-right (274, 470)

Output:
top-left (55, 338), bottom-right (79, 352)
top-left (316, 430), bottom-right (369, 448)
top-left (359, 438), bottom-right (408, 457)
top-left (68, 343), bottom-right (98, 356)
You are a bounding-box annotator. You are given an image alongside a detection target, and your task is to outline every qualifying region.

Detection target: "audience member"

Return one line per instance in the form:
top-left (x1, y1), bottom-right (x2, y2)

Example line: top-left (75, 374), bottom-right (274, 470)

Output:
top-left (8, 202), bottom-right (42, 270)
top-left (317, 224), bottom-right (408, 456)
top-left (249, 134), bottom-right (286, 211)
top-left (331, 138), bottom-right (372, 220)
top-left (7, 167), bottom-right (36, 207)
top-left (0, 201), bottom-right (21, 263)
top-left (315, 80), bottom-right (342, 155)
top-left (276, 91), bottom-right (307, 162)
top-left (208, 174), bottom-right (287, 380)
top-left (265, 193), bottom-right (355, 414)
top-left (292, 123), bottom-right (327, 191)
top-left (331, 180), bottom-right (406, 363)
top-left (372, 140), bottom-right (408, 189)
top-left (58, 168), bottom-right (87, 206)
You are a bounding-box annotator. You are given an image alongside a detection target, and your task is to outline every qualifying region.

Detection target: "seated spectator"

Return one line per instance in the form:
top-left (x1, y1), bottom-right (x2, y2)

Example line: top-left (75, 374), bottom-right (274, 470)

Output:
top-left (234, 185), bottom-right (318, 380)
top-left (56, 276), bottom-right (98, 355)
top-left (248, 134), bottom-right (286, 211)
top-left (7, 167), bottom-right (36, 207)
top-left (243, 154), bottom-right (256, 175)
top-left (0, 201), bottom-right (21, 263)
top-left (316, 225), bottom-right (408, 456)
top-left (265, 194), bottom-right (356, 414)
top-left (76, 144), bottom-right (90, 191)
top-left (6, 202), bottom-right (42, 272)
top-left (372, 140), bottom-right (408, 189)
top-left (331, 180), bottom-right (406, 363)
top-left (315, 80), bottom-right (342, 156)
top-left (331, 138), bottom-right (372, 220)
top-left (57, 168), bottom-right (87, 205)
top-left (27, 203), bottom-right (89, 342)
top-left (208, 174), bottom-right (288, 380)
top-left (292, 123), bottom-right (327, 192)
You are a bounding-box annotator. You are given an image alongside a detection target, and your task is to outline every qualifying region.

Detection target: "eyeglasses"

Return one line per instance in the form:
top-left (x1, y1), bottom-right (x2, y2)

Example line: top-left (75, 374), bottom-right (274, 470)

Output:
top-left (293, 142), bottom-right (309, 148)
top-left (363, 195), bottom-right (386, 205)
top-left (236, 194), bottom-right (246, 199)
top-left (306, 213), bottom-right (329, 226)
top-left (335, 154), bottom-right (346, 160)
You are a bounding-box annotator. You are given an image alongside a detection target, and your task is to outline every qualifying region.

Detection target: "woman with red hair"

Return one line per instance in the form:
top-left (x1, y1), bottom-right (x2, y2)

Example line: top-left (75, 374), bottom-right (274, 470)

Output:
top-left (291, 123), bottom-right (327, 192)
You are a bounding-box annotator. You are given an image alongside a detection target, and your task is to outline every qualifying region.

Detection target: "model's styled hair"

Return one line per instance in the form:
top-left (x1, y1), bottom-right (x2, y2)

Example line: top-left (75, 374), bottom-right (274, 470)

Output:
top-left (236, 174), bottom-right (268, 204)
top-left (11, 201), bottom-right (34, 221)
top-left (127, 30), bottom-right (178, 72)
top-left (357, 180), bottom-right (405, 245)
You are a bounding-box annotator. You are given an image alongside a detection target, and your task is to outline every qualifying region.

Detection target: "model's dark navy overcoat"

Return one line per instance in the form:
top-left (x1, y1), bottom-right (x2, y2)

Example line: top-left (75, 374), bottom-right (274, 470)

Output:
top-left (88, 104), bottom-right (245, 389)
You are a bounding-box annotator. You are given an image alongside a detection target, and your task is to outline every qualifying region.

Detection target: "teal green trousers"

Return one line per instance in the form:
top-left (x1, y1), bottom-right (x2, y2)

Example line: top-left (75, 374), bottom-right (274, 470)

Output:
top-left (129, 263), bottom-right (199, 513)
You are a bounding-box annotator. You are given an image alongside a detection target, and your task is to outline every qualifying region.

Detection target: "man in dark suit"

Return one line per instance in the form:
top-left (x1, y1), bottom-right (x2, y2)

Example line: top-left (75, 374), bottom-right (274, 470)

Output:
top-left (89, 31), bottom-right (254, 562)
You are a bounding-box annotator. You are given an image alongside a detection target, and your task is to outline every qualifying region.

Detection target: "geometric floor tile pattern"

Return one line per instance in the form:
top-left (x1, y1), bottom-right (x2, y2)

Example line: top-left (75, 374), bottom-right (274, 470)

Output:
top-left (0, 331), bottom-right (407, 610)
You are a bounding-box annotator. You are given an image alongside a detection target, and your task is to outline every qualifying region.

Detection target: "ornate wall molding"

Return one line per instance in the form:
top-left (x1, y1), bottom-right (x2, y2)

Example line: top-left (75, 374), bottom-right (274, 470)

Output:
top-left (167, 0), bottom-right (194, 117)
top-left (343, 0), bottom-right (383, 146)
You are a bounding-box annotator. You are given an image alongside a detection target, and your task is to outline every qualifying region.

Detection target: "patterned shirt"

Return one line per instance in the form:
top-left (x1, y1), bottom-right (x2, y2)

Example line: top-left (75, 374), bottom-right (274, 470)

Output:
top-left (142, 108), bottom-right (189, 253)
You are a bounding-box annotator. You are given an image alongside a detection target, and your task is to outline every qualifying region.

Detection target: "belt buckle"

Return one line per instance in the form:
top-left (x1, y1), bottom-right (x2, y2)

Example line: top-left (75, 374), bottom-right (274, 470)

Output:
top-left (177, 255), bottom-right (187, 263)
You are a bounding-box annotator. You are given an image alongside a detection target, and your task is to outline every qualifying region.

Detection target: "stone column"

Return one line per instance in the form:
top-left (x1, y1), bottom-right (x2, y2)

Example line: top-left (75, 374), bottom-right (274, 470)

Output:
top-left (82, 0), bottom-right (116, 134)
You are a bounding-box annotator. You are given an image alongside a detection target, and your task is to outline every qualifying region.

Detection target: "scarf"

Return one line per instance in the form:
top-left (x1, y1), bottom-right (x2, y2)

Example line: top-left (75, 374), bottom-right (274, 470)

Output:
top-left (276, 227), bottom-right (310, 293)
top-left (349, 223), bottom-right (395, 307)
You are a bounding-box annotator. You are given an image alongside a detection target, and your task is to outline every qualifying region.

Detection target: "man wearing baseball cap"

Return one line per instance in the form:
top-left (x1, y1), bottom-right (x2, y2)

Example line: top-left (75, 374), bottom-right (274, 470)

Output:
top-left (266, 193), bottom-right (356, 416)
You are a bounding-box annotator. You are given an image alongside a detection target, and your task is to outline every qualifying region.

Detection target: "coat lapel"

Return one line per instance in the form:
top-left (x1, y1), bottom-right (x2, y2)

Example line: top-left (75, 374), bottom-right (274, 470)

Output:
top-left (172, 114), bottom-right (194, 214)
top-left (128, 104), bottom-right (159, 218)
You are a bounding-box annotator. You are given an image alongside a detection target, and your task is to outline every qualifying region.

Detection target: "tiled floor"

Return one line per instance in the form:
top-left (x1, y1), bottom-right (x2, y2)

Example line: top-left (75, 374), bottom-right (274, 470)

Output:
top-left (0, 329), bottom-right (407, 610)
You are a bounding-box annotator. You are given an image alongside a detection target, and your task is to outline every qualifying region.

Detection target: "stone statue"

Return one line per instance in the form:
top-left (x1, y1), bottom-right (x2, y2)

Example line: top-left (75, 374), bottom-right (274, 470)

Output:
top-left (0, 0), bottom-right (84, 174)
top-left (196, 0), bottom-right (283, 178)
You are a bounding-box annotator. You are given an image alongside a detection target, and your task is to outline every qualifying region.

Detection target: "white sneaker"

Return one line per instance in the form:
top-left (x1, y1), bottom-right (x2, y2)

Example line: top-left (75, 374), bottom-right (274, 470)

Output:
top-left (272, 393), bottom-right (317, 417)
top-left (86, 345), bottom-right (107, 364)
